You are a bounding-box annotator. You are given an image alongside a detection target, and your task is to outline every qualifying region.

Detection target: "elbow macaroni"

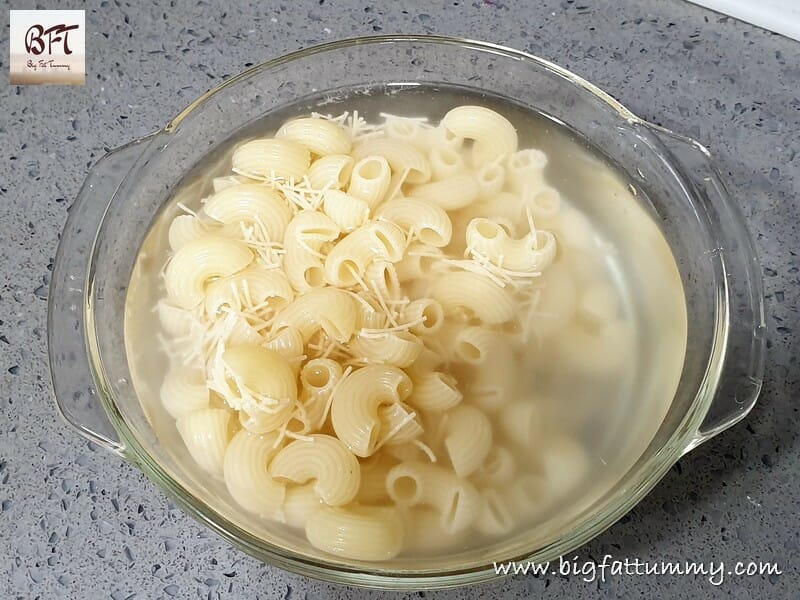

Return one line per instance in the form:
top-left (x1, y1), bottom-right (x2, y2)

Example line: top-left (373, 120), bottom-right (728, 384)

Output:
top-left (224, 430), bottom-right (286, 516)
top-left (203, 184), bottom-right (293, 241)
top-left (348, 156), bottom-right (392, 207)
top-left (276, 117), bottom-right (352, 157)
top-left (274, 288), bottom-right (358, 343)
top-left (374, 198), bottom-right (453, 247)
top-left (269, 434), bottom-right (361, 506)
top-left (431, 271), bottom-right (514, 324)
top-left (442, 404), bottom-right (493, 478)
top-left (322, 189), bottom-right (370, 232)
top-left (385, 462), bottom-right (481, 534)
top-left (354, 136), bottom-right (431, 184)
top-left (232, 138), bottom-right (311, 181)
top-left (441, 105), bottom-right (518, 165)
top-left (324, 220), bottom-right (406, 286)
top-left (331, 365), bottom-right (412, 457)
top-left (176, 408), bottom-right (235, 476)
top-left (164, 236), bottom-right (253, 309)
top-left (308, 153), bottom-right (355, 190)
top-left (151, 108), bottom-right (584, 562)
top-left (306, 505), bottom-right (404, 561)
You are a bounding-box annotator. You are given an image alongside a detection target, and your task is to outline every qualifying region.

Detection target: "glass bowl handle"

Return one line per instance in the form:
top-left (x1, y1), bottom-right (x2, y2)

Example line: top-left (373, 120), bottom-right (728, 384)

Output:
top-left (48, 134), bottom-right (157, 456)
top-left (645, 124), bottom-right (766, 453)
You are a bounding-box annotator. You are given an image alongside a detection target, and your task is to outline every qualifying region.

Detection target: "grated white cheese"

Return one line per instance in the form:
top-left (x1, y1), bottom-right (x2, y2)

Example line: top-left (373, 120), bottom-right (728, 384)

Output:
top-left (413, 439), bottom-right (438, 463)
top-left (176, 202), bottom-right (199, 218)
top-left (377, 408), bottom-right (419, 448)
top-left (315, 365), bottom-right (353, 430)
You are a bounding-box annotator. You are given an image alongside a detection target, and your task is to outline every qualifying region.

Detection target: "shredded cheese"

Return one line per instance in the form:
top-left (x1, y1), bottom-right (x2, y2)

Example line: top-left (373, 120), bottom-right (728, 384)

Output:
top-left (315, 365), bottom-right (353, 429)
top-left (413, 439), bottom-right (437, 463)
top-left (377, 408), bottom-right (419, 448)
top-left (176, 202), bottom-right (199, 218)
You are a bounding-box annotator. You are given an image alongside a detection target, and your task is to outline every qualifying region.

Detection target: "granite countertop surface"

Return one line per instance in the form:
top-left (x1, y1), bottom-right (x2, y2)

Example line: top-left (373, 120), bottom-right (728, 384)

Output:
top-left (0, 0), bottom-right (798, 598)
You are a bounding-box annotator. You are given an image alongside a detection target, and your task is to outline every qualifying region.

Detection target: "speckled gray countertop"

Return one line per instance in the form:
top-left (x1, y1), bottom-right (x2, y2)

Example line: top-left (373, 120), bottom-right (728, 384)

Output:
top-left (0, 0), bottom-right (798, 598)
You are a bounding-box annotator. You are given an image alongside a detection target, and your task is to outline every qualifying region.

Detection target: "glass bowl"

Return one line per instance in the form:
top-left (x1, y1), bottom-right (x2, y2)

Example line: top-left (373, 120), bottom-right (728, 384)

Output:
top-left (47, 35), bottom-right (765, 589)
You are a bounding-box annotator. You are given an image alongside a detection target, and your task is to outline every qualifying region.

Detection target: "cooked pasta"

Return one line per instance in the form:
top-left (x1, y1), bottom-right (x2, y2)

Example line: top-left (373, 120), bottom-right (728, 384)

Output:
top-left (428, 146), bottom-right (465, 180)
top-left (231, 138), bottom-right (311, 181)
top-left (426, 124), bottom-right (464, 153)
top-left (506, 474), bottom-right (548, 522)
top-left (160, 367), bottom-right (210, 419)
top-left (552, 319), bottom-right (634, 375)
top-left (282, 246), bottom-right (326, 292)
top-left (430, 271), bottom-right (514, 324)
top-left (476, 163), bottom-right (506, 200)
top-left (382, 440), bottom-right (433, 464)
top-left (168, 214), bottom-right (209, 250)
top-left (408, 370), bottom-right (462, 412)
top-left (464, 350), bottom-right (516, 413)
top-left (299, 358), bottom-right (343, 428)
top-left (401, 298), bottom-right (444, 336)
top-left (374, 198), bottom-right (453, 247)
top-left (300, 358), bottom-right (343, 401)
top-left (409, 174), bottom-right (480, 211)
top-left (269, 434), bottom-right (360, 506)
top-left (394, 242), bottom-right (444, 282)
top-left (377, 401), bottom-right (423, 447)
top-left (281, 210), bottom-right (340, 291)
top-left (223, 430), bottom-right (286, 516)
top-left (383, 115), bottom-right (429, 150)
top-left (322, 189), bottom-right (370, 232)
top-left (211, 174), bottom-right (253, 192)
top-left (467, 217), bottom-right (557, 273)
top-left (305, 505), bottom-right (404, 561)
top-left (203, 184), bottom-right (293, 241)
top-left (330, 365), bottom-right (413, 457)
top-left (164, 236), bottom-right (253, 309)
top-left (308, 154), bottom-right (355, 190)
top-left (349, 331), bottom-right (422, 368)
top-left (385, 462), bottom-right (480, 534)
top-left (577, 280), bottom-right (620, 325)
top-left (538, 434), bottom-right (590, 500)
top-left (353, 136), bottom-right (431, 184)
top-left (442, 404), bottom-right (492, 477)
top-left (284, 209), bottom-right (341, 248)
top-left (452, 326), bottom-right (500, 365)
top-left (499, 400), bottom-right (540, 449)
top-left (474, 445), bottom-right (516, 486)
top-left (363, 260), bottom-right (402, 301)
top-left (263, 326), bottom-right (304, 366)
top-left (400, 507), bottom-right (470, 554)
top-left (441, 105), bottom-right (518, 165)
top-left (274, 288), bottom-right (358, 343)
top-left (507, 148), bottom-right (548, 193)
top-left (139, 106), bottom-right (649, 563)
top-left (156, 300), bottom-right (201, 338)
top-left (356, 452), bottom-right (397, 503)
top-left (474, 489), bottom-right (515, 536)
top-left (348, 156), bottom-right (392, 207)
top-left (222, 345), bottom-right (298, 405)
top-left (524, 185), bottom-right (562, 220)
top-left (175, 408), bottom-right (235, 476)
top-left (523, 264), bottom-right (578, 339)
top-left (204, 268), bottom-right (293, 318)
top-left (324, 220), bottom-right (406, 286)
top-left (273, 482), bottom-right (324, 529)
top-left (275, 117), bottom-right (352, 157)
